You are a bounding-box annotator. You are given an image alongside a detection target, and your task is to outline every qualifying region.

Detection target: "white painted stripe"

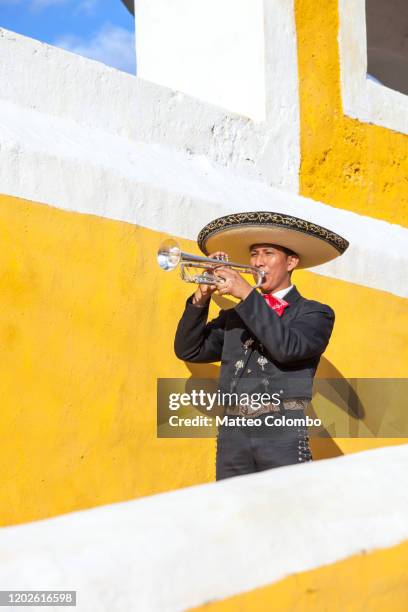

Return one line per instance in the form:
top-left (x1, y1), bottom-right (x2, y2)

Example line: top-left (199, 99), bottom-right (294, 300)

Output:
top-left (0, 99), bottom-right (407, 298)
top-left (338, 0), bottom-right (408, 135)
top-left (0, 444), bottom-right (407, 611)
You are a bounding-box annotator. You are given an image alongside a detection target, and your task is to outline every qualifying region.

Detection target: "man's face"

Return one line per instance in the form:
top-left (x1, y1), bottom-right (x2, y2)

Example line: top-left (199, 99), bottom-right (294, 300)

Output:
top-left (249, 243), bottom-right (299, 293)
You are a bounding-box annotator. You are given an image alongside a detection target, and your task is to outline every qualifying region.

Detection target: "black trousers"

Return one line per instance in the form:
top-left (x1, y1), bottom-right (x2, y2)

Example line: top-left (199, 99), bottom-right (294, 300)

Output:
top-left (216, 411), bottom-right (313, 481)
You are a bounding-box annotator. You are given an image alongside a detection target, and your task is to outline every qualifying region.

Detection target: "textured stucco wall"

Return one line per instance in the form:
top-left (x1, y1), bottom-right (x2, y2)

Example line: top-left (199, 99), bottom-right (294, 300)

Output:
top-left (0, 1), bottom-right (407, 608)
top-left (0, 192), bottom-right (407, 526)
top-left (296, 0), bottom-right (408, 225)
top-left (0, 444), bottom-right (407, 611)
top-left (0, 27), bottom-right (297, 192)
top-left (134, 0), bottom-right (301, 191)
top-left (0, 0), bottom-right (407, 532)
top-left (193, 541), bottom-right (408, 611)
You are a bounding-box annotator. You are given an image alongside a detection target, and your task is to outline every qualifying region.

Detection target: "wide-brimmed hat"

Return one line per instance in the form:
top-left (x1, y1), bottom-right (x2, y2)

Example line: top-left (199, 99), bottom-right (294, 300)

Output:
top-left (197, 211), bottom-right (349, 269)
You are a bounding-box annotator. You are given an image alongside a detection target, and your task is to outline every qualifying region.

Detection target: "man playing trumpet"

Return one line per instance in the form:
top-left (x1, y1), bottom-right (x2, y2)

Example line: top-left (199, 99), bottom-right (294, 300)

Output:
top-left (174, 212), bottom-right (348, 480)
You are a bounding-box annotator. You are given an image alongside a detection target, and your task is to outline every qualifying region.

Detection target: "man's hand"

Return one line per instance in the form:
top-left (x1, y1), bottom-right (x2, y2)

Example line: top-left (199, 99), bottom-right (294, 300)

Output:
top-left (191, 251), bottom-right (228, 306)
top-left (213, 267), bottom-right (253, 301)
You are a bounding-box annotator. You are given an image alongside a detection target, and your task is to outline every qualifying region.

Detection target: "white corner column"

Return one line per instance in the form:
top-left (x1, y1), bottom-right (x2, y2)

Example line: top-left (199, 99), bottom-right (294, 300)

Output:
top-left (134, 0), bottom-right (301, 192)
top-left (134, 0), bottom-right (267, 121)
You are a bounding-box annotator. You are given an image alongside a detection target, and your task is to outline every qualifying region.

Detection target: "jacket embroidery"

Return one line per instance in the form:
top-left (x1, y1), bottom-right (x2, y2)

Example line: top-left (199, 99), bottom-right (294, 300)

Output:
top-left (243, 338), bottom-right (254, 354)
top-left (234, 359), bottom-right (244, 375)
top-left (257, 356), bottom-right (268, 371)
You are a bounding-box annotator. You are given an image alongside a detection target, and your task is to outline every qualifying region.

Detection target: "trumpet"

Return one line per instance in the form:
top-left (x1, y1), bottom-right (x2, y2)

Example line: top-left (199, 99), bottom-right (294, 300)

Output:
top-left (157, 239), bottom-right (265, 288)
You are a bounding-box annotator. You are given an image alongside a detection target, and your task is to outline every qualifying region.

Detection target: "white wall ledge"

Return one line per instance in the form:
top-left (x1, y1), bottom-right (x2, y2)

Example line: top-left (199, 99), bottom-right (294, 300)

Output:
top-left (0, 444), bottom-right (407, 611)
top-left (0, 26), bottom-right (298, 192)
top-left (1, 96), bottom-right (407, 299)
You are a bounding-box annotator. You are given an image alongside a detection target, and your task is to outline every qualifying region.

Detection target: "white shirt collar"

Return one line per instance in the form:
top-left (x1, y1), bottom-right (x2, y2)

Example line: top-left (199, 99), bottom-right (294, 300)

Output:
top-left (272, 285), bottom-right (293, 300)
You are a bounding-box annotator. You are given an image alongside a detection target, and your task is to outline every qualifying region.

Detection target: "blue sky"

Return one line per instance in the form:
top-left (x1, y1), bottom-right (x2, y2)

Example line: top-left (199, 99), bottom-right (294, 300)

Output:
top-left (0, 0), bottom-right (136, 73)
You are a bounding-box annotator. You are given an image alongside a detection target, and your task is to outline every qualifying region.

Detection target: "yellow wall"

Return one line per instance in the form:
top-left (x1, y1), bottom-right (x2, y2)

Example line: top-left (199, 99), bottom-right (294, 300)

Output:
top-left (296, 0), bottom-right (408, 227)
top-left (0, 194), bottom-right (217, 526)
top-left (0, 193), bottom-right (407, 525)
top-left (191, 538), bottom-right (408, 611)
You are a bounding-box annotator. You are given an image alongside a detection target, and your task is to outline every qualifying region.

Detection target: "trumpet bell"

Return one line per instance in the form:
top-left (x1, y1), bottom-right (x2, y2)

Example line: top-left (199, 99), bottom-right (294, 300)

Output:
top-left (157, 238), bottom-right (265, 288)
top-left (157, 239), bottom-right (181, 271)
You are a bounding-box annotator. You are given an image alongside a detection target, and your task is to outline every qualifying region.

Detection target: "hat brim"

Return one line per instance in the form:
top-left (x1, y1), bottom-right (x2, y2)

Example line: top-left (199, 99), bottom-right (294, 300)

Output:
top-left (197, 212), bottom-right (349, 269)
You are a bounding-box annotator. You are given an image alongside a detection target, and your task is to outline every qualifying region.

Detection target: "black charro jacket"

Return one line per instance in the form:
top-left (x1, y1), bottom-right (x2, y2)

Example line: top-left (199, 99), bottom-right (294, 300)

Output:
top-left (174, 286), bottom-right (335, 401)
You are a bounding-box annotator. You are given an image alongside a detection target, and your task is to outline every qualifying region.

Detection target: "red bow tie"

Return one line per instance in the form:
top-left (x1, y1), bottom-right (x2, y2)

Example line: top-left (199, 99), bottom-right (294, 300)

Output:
top-left (262, 293), bottom-right (289, 317)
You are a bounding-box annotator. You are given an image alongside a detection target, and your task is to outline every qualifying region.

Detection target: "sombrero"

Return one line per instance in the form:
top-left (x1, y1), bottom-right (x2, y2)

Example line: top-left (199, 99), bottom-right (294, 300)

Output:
top-left (197, 211), bottom-right (349, 269)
